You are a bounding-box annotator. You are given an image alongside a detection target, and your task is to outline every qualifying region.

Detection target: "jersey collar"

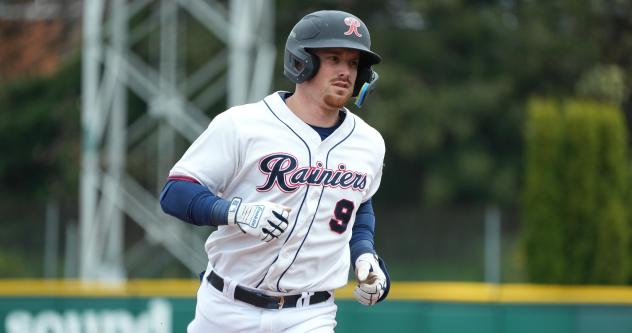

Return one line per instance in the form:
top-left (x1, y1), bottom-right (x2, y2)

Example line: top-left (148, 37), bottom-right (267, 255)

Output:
top-left (264, 91), bottom-right (355, 148)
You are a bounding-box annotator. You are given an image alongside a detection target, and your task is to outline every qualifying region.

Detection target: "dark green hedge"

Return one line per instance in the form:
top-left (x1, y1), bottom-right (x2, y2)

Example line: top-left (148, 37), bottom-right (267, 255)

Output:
top-left (523, 98), bottom-right (629, 284)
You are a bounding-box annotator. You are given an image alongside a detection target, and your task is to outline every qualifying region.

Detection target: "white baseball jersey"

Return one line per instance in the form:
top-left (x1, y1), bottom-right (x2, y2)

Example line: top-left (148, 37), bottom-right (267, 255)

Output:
top-left (169, 91), bottom-right (385, 294)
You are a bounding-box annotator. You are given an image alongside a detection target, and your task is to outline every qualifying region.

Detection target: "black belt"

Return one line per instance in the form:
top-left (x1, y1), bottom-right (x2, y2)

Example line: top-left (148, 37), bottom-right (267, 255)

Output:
top-left (207, 271), bottom-right (331, 310)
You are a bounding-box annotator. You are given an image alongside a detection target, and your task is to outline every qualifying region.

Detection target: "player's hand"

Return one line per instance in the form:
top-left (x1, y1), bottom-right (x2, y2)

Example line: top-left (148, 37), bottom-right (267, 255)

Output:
top-left (353, 253), bottom-right (386, 306)
top-left (227, 197), bottom-right (291, 242)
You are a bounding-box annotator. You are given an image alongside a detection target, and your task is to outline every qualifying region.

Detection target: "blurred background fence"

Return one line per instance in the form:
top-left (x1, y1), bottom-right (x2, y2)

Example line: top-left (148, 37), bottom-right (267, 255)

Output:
top-left (375, 204), bottom-right (522, 282)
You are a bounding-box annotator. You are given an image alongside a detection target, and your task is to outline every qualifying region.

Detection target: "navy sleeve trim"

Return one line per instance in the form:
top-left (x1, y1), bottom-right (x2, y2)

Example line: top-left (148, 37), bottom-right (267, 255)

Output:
top-left (167, 175), bottom-right (201, 183)
top-left (159, 179), bottom-right (230, 226)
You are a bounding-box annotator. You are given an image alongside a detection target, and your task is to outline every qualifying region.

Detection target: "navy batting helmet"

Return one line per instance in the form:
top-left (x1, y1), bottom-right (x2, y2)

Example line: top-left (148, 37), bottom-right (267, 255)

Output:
top-left (284, 10), bottom-right (382, 97)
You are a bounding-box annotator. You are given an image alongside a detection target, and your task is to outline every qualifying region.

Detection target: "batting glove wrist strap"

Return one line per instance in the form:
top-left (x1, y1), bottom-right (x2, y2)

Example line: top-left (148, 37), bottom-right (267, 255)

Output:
top-left (228, 197), bottom-right (291, 243)
top-left (227, 197), bottom-right (243, 225)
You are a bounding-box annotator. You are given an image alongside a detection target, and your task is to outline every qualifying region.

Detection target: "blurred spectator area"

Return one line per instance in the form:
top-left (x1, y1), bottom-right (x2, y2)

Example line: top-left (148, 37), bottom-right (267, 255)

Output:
top-left (0, 0), bottom-right (81, 80)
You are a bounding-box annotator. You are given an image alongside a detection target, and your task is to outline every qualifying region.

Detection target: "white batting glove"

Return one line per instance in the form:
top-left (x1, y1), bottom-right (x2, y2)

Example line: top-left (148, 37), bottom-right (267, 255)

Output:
top-left (354, 253), bottom-right (386, 306)
top-left (227, 197), bottom-right (291, 242)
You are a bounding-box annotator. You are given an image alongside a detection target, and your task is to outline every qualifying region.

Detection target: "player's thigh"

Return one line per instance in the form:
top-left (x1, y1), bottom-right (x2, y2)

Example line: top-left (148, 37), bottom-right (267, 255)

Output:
top-left (283, 301), bottom-right (337, 333)
top-left (188, 279), bottom-right (261, 333)
top-left (303, 325), bottom-right (336, 333)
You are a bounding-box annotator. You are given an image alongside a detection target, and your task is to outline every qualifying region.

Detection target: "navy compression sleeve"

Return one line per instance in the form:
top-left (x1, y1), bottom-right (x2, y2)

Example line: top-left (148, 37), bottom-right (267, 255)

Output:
top-left (350, 199), bottom-right (391, 303)
top-left (349, 199), bottom-right (376, 265)
top-left (159, 178), bottom-right (231, 226)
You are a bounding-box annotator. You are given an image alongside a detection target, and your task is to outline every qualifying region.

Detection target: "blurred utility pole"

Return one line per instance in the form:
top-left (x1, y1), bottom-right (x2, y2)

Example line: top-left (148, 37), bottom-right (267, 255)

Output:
top-left (64, 221), bottom-right (78, 278)
top-left (484, 206), bottom-right (501, 284)
top-left (80, 0), bottom-right (275, 281)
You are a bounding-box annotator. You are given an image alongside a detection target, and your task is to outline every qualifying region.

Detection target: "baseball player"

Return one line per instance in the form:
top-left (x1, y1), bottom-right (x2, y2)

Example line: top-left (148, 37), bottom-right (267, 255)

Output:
top-left (160, 10), bottom-right (390, 332)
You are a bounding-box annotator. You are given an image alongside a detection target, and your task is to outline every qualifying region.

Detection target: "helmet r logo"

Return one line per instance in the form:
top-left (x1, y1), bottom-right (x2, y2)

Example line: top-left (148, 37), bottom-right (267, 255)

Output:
top-left (343, 17), bottom-right (362, 38)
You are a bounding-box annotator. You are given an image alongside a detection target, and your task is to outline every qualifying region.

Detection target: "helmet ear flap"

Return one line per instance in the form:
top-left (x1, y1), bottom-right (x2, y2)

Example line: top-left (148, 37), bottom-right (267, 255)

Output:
top-left (284, 48), bottom-right (320, 84)
top-left (353, 66), bottom-right (373, 97)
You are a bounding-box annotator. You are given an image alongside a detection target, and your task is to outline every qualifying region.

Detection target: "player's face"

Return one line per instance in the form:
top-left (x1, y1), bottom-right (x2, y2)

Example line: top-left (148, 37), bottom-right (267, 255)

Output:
top-left (308, 48), bottom-right (360, 109)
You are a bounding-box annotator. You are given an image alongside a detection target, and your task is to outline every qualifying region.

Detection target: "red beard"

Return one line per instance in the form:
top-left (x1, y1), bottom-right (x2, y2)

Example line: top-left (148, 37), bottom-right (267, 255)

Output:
top-left (323, 85), bottom-right (351, 108)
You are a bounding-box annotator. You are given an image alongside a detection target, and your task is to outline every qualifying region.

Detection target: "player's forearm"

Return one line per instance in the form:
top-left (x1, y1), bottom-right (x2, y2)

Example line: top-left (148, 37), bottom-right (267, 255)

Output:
top-left (160, 179), bottom-right (230, 226)
top-left (349, 199), bottom-right (376, 265)
top-left (350, 200), bottom-right (391, 304)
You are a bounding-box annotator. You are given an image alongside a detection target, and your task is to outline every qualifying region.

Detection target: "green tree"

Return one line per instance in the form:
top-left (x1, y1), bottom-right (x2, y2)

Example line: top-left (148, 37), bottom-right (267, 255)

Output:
top-left (562, 101), bottom-right (600, 283)
top-left (523, 99), bottom-right (566, 283)
top-left (523, 99), bottom-right (629, 284)
top-left (0, 56), bottom-right (81, 277)
top-left (592, 102), bottom-right (629, 283)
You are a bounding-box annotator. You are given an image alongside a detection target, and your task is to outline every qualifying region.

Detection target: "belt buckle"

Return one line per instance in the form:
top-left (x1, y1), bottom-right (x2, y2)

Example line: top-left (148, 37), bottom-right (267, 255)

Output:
top-left (277, 296), bottom-right (285, 309)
